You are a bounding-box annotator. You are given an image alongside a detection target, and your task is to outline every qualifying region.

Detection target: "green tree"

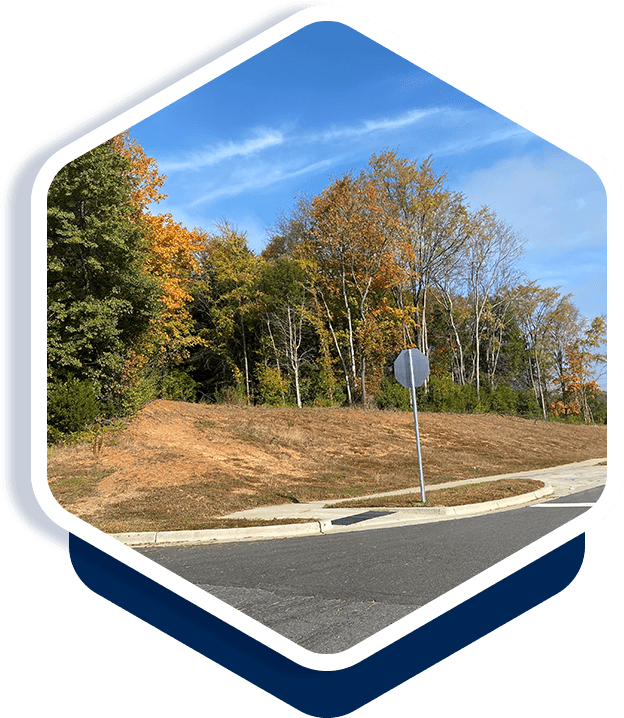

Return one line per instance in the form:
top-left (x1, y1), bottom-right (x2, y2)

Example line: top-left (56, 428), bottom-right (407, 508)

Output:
top-left (47, 140), bottom-right (159, 410)
top-left (110, 132), bottom-right (207, 407)
top-left (264, 206), bottom-right (344, 406)
top-left (47, 378), bottom-right (100, 440)
top-left (190, 223), bottom-right (262, 402)
top-left (258, 257), bottom-right (318, 408)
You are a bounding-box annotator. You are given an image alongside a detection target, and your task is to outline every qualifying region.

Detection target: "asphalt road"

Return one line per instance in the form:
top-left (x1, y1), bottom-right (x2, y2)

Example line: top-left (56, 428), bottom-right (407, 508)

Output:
top-left (138, 486), bottom-right (603, 653)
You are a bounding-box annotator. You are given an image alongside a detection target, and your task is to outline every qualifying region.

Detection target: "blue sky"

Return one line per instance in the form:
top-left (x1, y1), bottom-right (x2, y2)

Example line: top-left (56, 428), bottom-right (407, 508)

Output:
top-left (129, 21), bottom-right (607, 326)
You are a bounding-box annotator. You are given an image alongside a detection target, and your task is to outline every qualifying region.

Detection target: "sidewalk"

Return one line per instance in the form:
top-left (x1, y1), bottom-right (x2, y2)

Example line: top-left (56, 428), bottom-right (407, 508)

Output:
top-left (111, 458), bottom-right (606, 547)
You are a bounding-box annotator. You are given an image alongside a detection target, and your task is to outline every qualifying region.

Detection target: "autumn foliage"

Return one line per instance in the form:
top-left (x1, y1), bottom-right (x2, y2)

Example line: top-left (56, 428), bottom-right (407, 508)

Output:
top-left (116, 134), bottom-right (207, 367)
top-left (47, 139), bottom-right (606, 439)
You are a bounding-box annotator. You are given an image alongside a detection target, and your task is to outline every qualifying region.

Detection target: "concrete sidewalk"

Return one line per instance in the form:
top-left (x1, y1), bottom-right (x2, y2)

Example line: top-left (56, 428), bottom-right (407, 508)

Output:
top-left (110, 458), bottom-right (606, 547)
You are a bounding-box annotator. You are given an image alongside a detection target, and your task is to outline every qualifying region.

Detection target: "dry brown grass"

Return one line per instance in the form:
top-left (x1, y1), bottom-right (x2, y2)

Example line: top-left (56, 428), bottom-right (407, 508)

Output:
top-left (325, 479), bottom-right (546, 508)
top-left (47, 399), bottom-right (607, 533)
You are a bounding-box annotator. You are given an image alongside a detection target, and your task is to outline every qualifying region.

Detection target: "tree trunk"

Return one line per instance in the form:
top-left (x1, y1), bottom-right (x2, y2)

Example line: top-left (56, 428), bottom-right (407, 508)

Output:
top-left (320, 291), bottom-right (352, 405)
top-left (342, 276), bottom-right (358, 399)
top-left (287, 306), bottom-right (303, 409)
top-left (533, 347), bottom-right (547, 419)
top-left (265, 314), bottom-right (281, 374)
top-left (361, 353), bottom-right (368, 408)
top-left (420, 285), bottom-right (429, 357)
top-left (238, 310), bottom-right (251, 403)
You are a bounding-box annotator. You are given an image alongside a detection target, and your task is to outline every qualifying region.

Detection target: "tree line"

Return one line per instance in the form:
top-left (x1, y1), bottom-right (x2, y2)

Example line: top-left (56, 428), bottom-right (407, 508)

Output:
top-left (47, 135), bottom-right (607, 440)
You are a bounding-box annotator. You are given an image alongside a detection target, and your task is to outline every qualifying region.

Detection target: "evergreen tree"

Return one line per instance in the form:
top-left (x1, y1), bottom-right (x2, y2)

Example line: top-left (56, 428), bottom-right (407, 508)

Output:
top-left (47, 140), bottom-right (159, 410)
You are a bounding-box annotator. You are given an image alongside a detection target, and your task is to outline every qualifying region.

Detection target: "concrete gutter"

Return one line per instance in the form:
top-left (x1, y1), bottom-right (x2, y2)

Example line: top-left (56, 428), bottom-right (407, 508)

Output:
top-left (110, 484), bottom-right (556, 547)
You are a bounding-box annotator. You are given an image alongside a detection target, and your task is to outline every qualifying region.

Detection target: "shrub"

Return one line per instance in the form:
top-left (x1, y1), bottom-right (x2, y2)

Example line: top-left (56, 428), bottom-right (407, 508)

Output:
top-left (515, 389), bottom-right (541, 418)
top-left (422, 375), bottom-right (448, 411)
top-left (119, 371), bottom-right (158, 417)
top-left (215, 366), bottom-right (248, 405)
top-left (48, 378), bottom-right (100, 438)
top-left (160, 369), bottom-right (197, 402)
top-left (376, 376), bottom-right (411, 411)
top-left (255, 364), bottom-right (289, 406)
top-left (305, 368), bottom-right (346, 407)
top-left (488, 382), bottom-right (517, 414)
top-left (458, 383), bottom-right (480, 412)
top-left (417, 376), bottom-right (472, 413)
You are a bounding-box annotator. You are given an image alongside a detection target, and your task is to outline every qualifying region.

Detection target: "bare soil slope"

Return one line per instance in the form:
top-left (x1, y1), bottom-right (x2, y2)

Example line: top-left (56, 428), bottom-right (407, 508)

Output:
top-left (48, 399), bottom-right (607, 533)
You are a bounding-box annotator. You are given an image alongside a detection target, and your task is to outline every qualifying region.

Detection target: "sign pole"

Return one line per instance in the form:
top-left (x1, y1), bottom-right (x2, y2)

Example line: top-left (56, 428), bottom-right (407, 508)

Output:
top-left (408, 350), bottom-right (426, 503)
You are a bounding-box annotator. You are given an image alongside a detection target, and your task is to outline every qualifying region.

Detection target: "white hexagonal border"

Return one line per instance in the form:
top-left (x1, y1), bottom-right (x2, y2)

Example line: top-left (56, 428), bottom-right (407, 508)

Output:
top-left (31, 5), bottom-right (614, 673)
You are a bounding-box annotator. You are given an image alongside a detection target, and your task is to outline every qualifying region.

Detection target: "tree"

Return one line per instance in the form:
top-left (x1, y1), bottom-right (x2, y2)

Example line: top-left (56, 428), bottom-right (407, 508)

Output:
top-left (308, 171), bottom-right (410, 405)
top-left (190, 223), bottom-right (261, 402)
top-left (549, 314), bottom-right (606, 422)
top-left (262, 194), bottom-right (314, 262)
top-left (110, 133), bottom-right (206, 400)
top-left (139, 213), bottom-right (206, 363)
top-left (512, 282), bottom-right (561, 418)
top-left (264, 201), bottom-right (343, 406)
top-left (110, 131), bottom-right (166, 212)
top-left (480, 289), bottom-right (524, 392)
top-left (543, 292), bottom-right (583, 415)
top-left (368, 152), bottom-right (469, 359)
top-left (431, 255), bottom-right (471, 385)
top-left (47, 139), bottom-right (159, 408)
top-left (258, 258), bottom-right (316, 408)
top-left (460, 208), bottom-right (525, 399)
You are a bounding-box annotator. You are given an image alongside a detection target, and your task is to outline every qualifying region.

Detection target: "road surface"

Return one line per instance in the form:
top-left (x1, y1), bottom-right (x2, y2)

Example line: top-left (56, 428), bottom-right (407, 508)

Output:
top-left (137, 486), bottom-right (603, 653)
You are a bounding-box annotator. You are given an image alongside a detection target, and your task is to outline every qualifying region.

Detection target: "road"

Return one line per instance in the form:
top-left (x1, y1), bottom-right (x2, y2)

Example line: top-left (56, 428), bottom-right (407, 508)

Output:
top-left (137, 486), bottom-right (603, 653)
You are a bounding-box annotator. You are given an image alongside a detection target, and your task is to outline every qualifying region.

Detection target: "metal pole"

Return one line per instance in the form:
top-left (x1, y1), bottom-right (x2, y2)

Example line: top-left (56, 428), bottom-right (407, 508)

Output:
top-left (408, 350), bottom-right (426, 503)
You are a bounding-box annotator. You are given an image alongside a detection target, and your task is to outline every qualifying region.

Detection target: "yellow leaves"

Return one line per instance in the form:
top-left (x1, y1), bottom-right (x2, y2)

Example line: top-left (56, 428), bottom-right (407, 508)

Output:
top-left (550, 338), bottom-right (602, 421)
top-left (309, 171), bottom-right (408, 292)
top-left (111, 131), bottom-right (166, 212)
top-left (142, 213), bottom-right (203, 278)
top-left (110, 134), bottom-right (207, 368)
top-left (139, 213), bottom-right (207, 360)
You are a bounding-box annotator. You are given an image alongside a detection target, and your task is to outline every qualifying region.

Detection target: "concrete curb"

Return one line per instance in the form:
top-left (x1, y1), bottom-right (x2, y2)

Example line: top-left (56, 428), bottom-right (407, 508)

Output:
top-left (111, 521), bottom-right (326, 547)
top-left (110, 485), bottom-right (554, 547)
top-left (435, 484), bottom-right (553, 516)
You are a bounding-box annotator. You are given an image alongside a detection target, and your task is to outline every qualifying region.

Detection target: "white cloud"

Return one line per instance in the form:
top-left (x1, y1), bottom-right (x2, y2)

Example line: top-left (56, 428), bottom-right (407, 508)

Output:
top-left (160, 130), bottom-right (284, 172)
top-left (457, 153), bottom-right (606, 250)
top-left (313, 107), bottom-right (441, 141)
top-left (189, 157), bottom-right (335, 206)
top-left (433, 126), bottom-right (532, 158)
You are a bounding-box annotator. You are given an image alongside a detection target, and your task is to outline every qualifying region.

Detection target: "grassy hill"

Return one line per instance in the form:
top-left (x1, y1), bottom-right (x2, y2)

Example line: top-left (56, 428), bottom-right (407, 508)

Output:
top-left (48, 399), bottom-right (607, 533)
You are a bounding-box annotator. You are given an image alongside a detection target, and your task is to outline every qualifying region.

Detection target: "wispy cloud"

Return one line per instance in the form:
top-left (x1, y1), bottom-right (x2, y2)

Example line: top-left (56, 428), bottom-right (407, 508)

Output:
top-left (310, 107), bottom-right (441, 142)
top-left (171, 107), bottom-right (534, 214)
top-left (160, 130), bottom-right (284, 172)
top-left (189, 158), bottom-right (336, 206)
top-left (433, 126), bottom-right (532, 158)
top-left (458, 152), bottom-right (607, 269)
top-left (161, 106), bottom-right (490, 177)
top-left (174, 107), bottom-right (519, 208)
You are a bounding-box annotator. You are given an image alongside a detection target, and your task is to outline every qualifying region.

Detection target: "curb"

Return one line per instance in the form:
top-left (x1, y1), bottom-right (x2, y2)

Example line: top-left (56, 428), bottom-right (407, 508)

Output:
top-left (111, 521), bottom-right (328, 547)
top-left (110, 485), bottom-right (554, 547)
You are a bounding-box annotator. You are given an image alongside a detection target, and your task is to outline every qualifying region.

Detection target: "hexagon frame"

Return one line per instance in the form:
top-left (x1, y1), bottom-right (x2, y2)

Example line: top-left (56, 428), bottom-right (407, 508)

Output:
top-left (31, 6), bottom-right (612, 714)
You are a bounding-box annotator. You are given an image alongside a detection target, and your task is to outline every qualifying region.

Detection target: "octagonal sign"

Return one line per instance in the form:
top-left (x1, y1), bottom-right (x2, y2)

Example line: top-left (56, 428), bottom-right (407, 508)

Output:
top-left (394, 348), bottom-right (430, 389)
top-left (3, 3), bottom-right (621, 718)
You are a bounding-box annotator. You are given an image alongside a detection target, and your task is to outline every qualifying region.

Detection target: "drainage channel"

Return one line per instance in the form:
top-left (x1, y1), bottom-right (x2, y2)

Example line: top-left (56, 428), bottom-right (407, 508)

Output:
top-left (330, 510), bottom-right (397, 526)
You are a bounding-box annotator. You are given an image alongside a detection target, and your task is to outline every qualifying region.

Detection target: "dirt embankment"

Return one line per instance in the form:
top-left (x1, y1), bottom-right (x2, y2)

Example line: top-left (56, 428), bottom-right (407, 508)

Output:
top-left (47, 399), bottom-right (607, 533)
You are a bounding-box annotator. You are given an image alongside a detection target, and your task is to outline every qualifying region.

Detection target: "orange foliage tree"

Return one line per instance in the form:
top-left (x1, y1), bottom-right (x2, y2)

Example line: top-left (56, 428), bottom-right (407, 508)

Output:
top-left (111, 132), bottom-right (206, 406)
top-left (549, 316), bottom-right (606, 423)
top-left (308, 171), bottom-right (414, 406)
